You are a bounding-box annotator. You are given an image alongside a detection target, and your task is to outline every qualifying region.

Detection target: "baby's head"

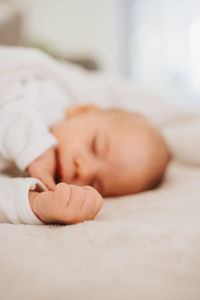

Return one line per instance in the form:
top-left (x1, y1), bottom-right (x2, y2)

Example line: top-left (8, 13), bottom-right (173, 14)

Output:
top-left (51, 105), bottom-right (170, 197)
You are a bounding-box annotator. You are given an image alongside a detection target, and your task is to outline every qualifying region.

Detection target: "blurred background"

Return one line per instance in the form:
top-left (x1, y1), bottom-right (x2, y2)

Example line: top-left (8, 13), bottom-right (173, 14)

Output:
top-left (0, 0), bottom-right (200, 107)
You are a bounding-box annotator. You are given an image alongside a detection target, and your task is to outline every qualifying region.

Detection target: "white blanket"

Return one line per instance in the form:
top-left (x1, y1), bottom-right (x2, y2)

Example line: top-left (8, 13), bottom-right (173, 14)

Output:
top-left (0, 162), bottom-right (200, 300)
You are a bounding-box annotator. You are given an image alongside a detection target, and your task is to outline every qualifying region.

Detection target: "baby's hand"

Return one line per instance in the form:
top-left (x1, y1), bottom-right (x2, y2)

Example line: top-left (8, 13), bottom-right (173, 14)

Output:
top-left (29, 183), bottom-right (103, 224)
top-left (28, 147), bottom-right (56, 191)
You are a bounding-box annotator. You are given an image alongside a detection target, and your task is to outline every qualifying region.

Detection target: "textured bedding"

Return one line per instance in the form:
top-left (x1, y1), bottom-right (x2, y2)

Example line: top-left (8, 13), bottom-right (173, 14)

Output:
top-left (0, 161), bottom-right (200, 300)
top-left (0, 47), bottom-right (199, 300)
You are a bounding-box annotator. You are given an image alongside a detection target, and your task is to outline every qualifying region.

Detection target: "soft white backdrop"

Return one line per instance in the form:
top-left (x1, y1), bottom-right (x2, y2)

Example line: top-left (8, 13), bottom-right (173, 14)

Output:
top-left (10, 0), bottom-right (125, 73)
top-left (129, 0), bottom-right (200, 106)
top-left (0, 0), bottom-right (200, 106)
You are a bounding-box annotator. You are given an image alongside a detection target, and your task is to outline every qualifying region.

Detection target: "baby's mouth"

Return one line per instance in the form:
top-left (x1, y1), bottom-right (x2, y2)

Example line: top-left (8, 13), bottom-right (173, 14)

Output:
top-left (55, 166), bottom-right (61, 184)
top-left (55, 149), bottom-right (74, 184)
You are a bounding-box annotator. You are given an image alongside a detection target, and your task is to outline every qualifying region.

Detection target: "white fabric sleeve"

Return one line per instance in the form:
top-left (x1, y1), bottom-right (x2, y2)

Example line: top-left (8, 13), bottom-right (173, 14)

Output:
top-left (0, 99), bottom-right (57, 171)
top-left (0, 175), bottom-right (47, 224)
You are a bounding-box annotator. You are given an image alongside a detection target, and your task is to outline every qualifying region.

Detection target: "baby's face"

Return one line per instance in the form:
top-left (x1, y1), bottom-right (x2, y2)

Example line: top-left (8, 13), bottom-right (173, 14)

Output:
top-left (51, 111), bottom-right (156, 196)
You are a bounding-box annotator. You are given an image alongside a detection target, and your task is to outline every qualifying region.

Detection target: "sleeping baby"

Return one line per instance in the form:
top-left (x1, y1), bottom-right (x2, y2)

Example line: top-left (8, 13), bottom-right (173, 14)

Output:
top-left (0, 46), bottom-right (170, 225)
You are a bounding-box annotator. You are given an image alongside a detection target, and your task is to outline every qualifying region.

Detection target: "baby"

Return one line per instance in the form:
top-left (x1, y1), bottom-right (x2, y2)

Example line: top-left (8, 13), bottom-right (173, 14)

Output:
top-left (0, 47), bottom-right (170, 225)
top-left (28, 106), bottom-right (170, 224)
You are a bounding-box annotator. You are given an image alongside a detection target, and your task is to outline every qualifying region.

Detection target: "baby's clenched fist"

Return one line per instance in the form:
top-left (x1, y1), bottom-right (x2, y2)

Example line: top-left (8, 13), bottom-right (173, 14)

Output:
top-left (29, 183), bottom-right (103, 224)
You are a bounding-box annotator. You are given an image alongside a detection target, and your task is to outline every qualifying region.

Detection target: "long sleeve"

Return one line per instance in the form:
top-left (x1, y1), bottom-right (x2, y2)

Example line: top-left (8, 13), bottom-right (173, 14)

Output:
top-left (0, 80), bottom-right (58, 171)
top-left (0, 175), bottom-right (46, 224)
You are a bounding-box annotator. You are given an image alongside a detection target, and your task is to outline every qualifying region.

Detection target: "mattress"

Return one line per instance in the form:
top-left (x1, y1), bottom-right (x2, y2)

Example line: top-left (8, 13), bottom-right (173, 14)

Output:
top-left (0, 161), bottom-right (199, 300)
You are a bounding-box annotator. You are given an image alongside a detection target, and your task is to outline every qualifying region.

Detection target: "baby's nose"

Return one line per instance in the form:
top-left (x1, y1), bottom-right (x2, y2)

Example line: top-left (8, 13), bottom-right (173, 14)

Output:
top-left (73, 156), bottom-right (94, 184)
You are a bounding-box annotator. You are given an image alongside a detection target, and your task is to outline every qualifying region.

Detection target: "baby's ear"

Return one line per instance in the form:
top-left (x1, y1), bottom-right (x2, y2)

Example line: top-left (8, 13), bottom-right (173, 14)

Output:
top-left (65, 104), bottom-right (100, 119)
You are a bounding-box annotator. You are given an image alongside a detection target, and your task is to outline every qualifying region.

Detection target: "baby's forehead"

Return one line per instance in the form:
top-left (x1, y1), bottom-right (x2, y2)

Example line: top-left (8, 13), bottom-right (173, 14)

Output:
top-left (96, 110), bottom-right (153, 147)
top-left (100, 109), bottom-right (147, 129)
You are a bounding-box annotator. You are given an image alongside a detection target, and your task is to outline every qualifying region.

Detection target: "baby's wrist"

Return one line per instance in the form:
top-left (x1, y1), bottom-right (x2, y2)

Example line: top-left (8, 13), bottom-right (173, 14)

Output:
top-left (29, 190), bottom-right (44, 222)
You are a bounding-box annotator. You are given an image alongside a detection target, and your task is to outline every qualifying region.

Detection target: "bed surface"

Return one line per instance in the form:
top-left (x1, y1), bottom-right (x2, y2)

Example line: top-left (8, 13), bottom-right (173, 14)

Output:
top-left (0, 161), bottom-right (199, 300)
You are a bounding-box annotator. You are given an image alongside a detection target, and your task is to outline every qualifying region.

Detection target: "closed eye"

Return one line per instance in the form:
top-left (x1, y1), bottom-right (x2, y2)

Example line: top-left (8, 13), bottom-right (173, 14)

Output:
top-left (91, 132), bottom-right (109, 159)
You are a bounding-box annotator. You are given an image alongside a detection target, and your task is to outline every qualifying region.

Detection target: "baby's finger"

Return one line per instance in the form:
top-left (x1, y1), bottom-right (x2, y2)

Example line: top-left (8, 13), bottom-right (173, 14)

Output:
top-left (67, 185), bottom-right (86, 210)
top-left (80, 188), bottom-right (102, 220)
top-left (81, 194), bottom-right (97, 220)
top-left (43, 175), bottom-right (56, 191)
top-left (66, 185), bottom-right (93, 221)
top-left (83, 186), bottom-right (103, 215)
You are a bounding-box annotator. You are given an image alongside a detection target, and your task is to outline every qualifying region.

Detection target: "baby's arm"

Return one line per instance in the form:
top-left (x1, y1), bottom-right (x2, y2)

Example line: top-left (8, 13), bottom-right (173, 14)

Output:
top-left (0, 91), bottom-right (57, 182)
top-left (29, 183), bottom-right (103, 224)
top-left (28, 147), bottom-right (56, 191)
top-left (0, 175), bottom-right (46, 224)
top-left (0, 175), bottom-right (103, 225)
